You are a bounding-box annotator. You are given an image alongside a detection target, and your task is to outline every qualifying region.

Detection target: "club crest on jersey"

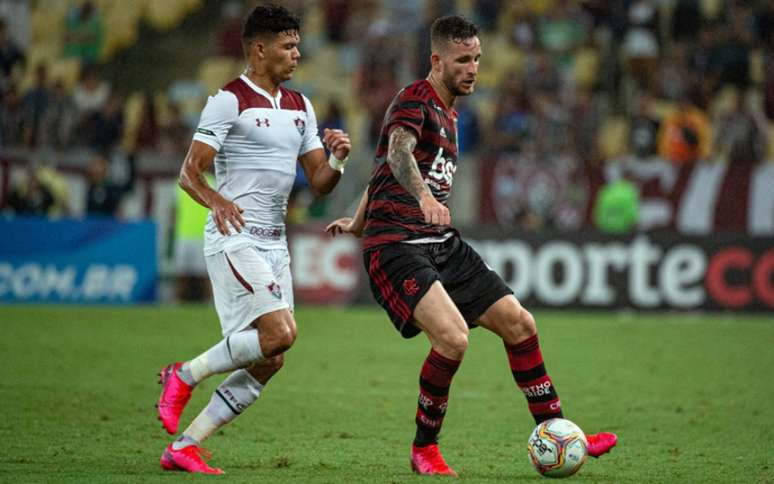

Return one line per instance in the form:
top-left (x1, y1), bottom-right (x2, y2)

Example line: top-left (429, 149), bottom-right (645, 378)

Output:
top-left (267, 282), bottom-right (282, 300)
top-left (256, 118), bottom-right (270, 128)
top-left (293, 117), bottom-right (306, 135)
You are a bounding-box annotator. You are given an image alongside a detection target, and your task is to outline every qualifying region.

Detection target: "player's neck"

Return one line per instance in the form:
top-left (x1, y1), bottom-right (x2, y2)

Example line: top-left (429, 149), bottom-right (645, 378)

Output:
top-left (245, 67), bottom-right (280, 97)
top-left (426, 74), bottom-right (456, 110)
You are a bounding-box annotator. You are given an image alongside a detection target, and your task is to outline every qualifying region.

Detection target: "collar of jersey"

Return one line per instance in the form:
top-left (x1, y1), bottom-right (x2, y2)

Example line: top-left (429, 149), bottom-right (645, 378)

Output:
top-left (240, 74), bottom-right (283, 106)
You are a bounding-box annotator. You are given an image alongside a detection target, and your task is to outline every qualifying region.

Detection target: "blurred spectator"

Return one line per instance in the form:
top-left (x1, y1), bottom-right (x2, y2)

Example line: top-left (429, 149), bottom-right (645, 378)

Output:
top-left (6, 167), bottom-right (55, 216)
top-left (134, 93), bottom-right (159, 151)
top-left (319, 98), bottom-right (346, 134)
top-left (628, 93), bottom-right (660, 159)
top-left (657, 99), bottom-right (711, 164)
top-left (593, 177), bottom-right (640, 234)
top-left (570, 88), bottom-right (602, 163)
top-left (323, 0), bottom-right (353, 43)
top-left (63, 1), bottom-right (103, 63)
top-left (89, 92), bottom-right (124, 151)
top-left (0, 18), bottom-right (24, 92)
top-left (713, 2), bottom-right (754, 88)
top-left (0, 82), bottom-right (22, 145)
top-left (85, 152), bottom-right (136, 216)
top-left (39, 80), bottom-right (76, 148)
top-left (359, 63), bottom-right (399, 146)
top-left (537, 0), bottom-right (587, 69)
top-left (159, 102), bottom-right (191, 157)
top-left (72, 64), bottom-right (110, 142)
top-left (456, 97), bottom-right (480, 154)
top-left (671, 0), bottom-right (703, 43)
top-left (713, 90), bottom-right (769, 165)
top-left (488, 77), bottom-right (533, 153)
top-left (621, 0), bottom-right (660, 89)
top-left (473, 0), bottom-right (503, 32)
top-left (215, 1), bottom-right (244, 58)
top-left (21, 63), bottom-right (51, 147)
top-left (756, 0), bottom-right (774, 46)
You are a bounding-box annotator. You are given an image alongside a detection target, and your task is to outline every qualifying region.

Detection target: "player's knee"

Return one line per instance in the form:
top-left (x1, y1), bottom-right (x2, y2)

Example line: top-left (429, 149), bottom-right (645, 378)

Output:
top-left (438, 328), bottom-right (469, 358)
top-left (257, 312), bottom-right (297, 356)
top-left (513, 307), bottom-right (537, 337)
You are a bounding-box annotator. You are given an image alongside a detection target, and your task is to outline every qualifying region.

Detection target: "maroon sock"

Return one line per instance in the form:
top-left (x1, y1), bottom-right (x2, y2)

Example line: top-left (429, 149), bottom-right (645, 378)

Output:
top-left (414, 349), bottom-right (461, 447)
top-left (505, 335), bottom-right (563, 424)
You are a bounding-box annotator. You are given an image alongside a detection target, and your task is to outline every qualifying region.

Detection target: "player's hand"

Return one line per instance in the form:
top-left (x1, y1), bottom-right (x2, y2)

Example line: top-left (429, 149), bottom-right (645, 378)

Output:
top-left (325, 217), bottom-right (363, 238)
top-left (419, 193), bottom-right (450, 226)
top-left (323, 128), bottom-right (352, 162)
top-left (210, 196), bottom-right (245, 235)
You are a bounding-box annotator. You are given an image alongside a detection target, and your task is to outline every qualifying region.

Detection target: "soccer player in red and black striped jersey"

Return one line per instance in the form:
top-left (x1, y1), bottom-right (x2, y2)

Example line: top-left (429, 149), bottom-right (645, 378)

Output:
top-left (327, 15), bottom-right (617, 476)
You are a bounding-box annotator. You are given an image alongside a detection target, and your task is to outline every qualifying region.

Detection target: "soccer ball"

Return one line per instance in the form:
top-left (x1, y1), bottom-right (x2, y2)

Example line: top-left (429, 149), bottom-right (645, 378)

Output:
top-left (527, 418), bottom-right (588, 478)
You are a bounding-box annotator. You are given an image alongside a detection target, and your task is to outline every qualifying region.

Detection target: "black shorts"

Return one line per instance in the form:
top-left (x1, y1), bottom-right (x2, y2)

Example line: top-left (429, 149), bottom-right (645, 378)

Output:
top-left (363, 235), bottom-right (513, 338)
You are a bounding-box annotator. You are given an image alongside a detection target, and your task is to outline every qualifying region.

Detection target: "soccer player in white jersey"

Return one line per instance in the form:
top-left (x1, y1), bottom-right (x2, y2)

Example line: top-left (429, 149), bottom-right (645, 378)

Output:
top-left (155, 5), bottom-right (352, 474)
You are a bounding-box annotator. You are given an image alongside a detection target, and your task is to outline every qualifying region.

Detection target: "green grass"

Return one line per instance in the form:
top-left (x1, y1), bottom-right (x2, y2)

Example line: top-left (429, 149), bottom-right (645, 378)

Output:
top-left (0, 305), bottom-right (773, 483)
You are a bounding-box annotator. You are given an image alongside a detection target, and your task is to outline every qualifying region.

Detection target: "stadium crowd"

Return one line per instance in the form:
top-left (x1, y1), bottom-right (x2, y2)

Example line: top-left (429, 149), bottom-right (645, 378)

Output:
top-left (1, 0), bottom-right (773, 231)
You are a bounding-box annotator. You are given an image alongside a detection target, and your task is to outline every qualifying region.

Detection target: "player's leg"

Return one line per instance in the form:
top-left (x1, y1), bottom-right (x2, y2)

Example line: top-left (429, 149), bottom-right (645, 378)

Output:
top-left (475, 295), bottom-right (563, 423)
top-left (409, 281), bottom-right (469, 477)
top-left (365, 243), bottom-right (467, 476)
top-left (158, 246), bottom-right (292, 435)
top-left (160, 309), bottom-right (295, 474)
top-left (476, 295), bottom-right (618, 457)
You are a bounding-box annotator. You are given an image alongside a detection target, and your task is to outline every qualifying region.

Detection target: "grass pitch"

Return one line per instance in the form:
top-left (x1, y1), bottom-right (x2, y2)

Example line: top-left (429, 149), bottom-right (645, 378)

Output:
top-left (0, 305), bottom-right (772, 483)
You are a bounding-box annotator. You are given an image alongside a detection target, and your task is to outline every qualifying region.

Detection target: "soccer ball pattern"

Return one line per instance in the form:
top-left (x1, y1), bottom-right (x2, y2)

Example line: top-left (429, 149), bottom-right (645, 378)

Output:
top-left (527, 418), bottom-right (588, 478)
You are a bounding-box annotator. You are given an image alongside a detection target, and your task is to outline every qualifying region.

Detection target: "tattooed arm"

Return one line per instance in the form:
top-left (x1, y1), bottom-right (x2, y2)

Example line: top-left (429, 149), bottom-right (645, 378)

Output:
top-left (387, 126), bottom-right (450, 225)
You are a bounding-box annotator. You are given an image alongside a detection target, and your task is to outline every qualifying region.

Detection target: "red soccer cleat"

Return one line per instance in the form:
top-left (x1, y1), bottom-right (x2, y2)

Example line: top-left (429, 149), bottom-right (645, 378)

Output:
top-left (586, 432), bottom-right (618, 458)
top-left (160, 443), bottom-right (224, 475)
top-left (410, 444), bottom-right (458, 477)
top-left (157, 362), bottom-right (193, 434)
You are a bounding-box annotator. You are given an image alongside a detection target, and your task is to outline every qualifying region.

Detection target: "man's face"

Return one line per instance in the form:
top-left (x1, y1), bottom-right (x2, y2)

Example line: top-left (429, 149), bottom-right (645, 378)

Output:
top-left (262, 30), bottom-right (301, 83)
top-left (436, 36), bottom-right (481, 97)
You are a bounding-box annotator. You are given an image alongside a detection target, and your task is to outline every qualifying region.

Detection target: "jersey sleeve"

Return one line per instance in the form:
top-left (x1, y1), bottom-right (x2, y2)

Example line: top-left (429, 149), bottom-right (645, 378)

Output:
top-left (299, 95), bottom-right (324, 156)
top-left (385, 92), bottom-right (426, 139)
top-left (192, 90), bottom-right (239, 151)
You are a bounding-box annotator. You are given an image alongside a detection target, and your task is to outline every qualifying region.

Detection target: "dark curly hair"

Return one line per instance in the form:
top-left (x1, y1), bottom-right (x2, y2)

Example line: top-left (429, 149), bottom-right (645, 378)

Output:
top-left (430, 15), bottom-right (479, 50)
top-left (242, 4), bottom-right (301, 53)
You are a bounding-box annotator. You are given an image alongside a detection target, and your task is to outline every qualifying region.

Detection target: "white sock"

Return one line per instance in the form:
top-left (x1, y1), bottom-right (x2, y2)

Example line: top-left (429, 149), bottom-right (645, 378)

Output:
top-left (185, 329), bottom-right (264, 384)
top-left (178, 369), bottom-right (264, 445)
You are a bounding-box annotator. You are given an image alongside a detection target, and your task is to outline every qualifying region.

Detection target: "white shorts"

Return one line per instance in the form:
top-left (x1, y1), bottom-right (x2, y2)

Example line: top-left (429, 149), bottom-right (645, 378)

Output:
top-left (205, 245), bottom-right (293, 337)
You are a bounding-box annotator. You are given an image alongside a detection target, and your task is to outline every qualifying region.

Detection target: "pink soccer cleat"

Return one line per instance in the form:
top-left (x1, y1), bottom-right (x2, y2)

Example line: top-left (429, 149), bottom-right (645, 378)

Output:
top-left (156, 362), bottom-right (193, 434)
top-left (586, 432), bottom-right (618, 458)
top-left (160, 443), bottom-right (224, 475)
top-left (410, 444), bottom-right (458, 477)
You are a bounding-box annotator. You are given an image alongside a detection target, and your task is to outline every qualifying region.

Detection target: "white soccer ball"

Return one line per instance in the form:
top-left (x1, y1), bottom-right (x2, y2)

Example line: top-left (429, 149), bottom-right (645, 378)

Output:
top-left (527, 418), bottom-right (588, 478)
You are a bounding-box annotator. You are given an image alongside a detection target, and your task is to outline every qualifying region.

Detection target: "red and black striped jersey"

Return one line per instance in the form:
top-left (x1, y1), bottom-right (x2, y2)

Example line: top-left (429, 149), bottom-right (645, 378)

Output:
top-left (362, 79), bottom-right (459, 250)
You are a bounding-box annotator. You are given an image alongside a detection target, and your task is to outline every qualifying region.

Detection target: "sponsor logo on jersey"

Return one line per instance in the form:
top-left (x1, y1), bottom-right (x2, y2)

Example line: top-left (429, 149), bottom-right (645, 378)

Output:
top-left (294, 117), bottom-right (305, 135)
top-left (256, 118), bottom-right (270, 128)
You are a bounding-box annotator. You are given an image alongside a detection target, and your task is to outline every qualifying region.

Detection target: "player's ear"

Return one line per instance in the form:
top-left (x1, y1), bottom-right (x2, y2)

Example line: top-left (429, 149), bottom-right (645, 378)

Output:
top-left (430, 52), bottom-right (443, 73)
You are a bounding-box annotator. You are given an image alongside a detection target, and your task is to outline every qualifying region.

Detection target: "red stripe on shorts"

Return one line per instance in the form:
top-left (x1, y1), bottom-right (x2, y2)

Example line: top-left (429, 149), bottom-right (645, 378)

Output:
top-left (369, 249), bottom-right (411, 322)
top-left (225, 254), bottom-right (254, 294)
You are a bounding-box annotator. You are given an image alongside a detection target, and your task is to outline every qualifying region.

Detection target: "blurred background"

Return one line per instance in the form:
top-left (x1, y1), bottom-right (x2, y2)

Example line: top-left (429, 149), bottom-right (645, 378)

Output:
top-left (1, 0), bottom-right (772, 311)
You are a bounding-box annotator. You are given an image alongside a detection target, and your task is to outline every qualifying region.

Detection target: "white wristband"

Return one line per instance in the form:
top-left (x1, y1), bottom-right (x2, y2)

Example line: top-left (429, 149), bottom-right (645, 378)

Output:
top-left (328, 153), bottom-right (348, 173)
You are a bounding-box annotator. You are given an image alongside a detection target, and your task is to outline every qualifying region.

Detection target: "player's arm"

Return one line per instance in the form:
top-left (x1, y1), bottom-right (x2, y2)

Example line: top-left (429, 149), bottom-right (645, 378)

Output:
top-left (387, 126), bottom-right (450, 225)
top-left (298, 128), bottom-right (351, 197)
top-left (179, 140), bottom-right (245, 235)
top-left (326, 188), bottom-right (367, 238)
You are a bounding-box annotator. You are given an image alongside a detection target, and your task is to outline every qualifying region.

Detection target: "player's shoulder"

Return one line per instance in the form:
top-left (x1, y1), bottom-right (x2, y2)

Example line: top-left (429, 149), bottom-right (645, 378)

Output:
top-left (396, 79), bottom-right (434, 104)
top-left (279, 86), bottom-right (309, 112)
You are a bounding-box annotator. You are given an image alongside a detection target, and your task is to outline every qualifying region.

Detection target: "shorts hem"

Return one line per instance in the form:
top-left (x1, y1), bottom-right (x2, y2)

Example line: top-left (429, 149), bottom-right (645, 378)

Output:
top-left (222, 301), bottom-right (290, 337)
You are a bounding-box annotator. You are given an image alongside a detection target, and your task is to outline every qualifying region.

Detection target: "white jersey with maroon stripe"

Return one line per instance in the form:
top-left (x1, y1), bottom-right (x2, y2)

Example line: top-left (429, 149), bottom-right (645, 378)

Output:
top-left (193, 74), bottom-right (323, 255)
